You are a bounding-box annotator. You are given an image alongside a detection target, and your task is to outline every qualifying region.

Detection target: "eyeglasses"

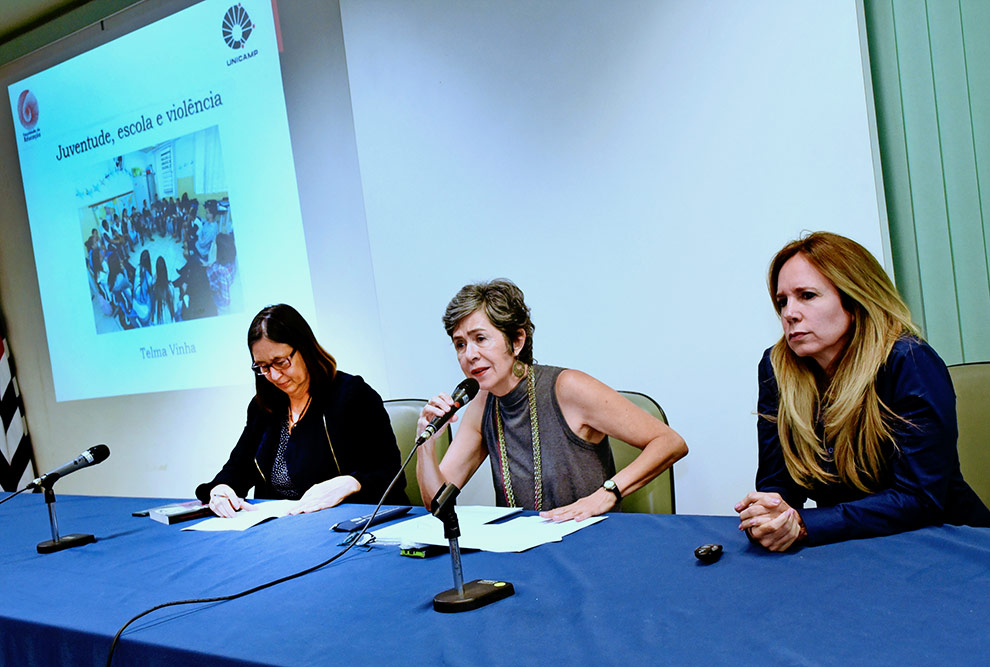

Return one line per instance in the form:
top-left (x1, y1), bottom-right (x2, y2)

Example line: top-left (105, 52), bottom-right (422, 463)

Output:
top-left (251, 349), bottom-right (296, 377)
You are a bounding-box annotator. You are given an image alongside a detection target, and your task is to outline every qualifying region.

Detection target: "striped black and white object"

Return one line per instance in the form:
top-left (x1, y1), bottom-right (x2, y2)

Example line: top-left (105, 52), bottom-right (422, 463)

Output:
top-left (1, 317), bottom-right (38, 493)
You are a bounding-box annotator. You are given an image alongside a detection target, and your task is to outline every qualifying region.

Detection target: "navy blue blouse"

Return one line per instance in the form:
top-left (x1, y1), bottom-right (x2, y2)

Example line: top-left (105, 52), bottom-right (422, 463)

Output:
top-left (756, 336), bottom-right (990, 545)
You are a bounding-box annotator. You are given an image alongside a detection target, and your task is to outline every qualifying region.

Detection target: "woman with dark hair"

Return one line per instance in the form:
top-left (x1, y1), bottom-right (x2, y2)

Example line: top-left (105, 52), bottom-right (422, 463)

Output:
top-left (120, 219), bottom-right (135, 253)
top-left (736, 232), bottom-right (990, 550)
top-left (173, 243), bottom-right (216, 322)
top-left (107, 253), bottom-right (135, 328)
top-left (132, 249), bottom-right (154, 327)
top-left (196, 304), bottom-right (407, 516)
top-left (150, 256), bottom-right (176, 325)
top-left (417, 279), bottom-right (687, 521)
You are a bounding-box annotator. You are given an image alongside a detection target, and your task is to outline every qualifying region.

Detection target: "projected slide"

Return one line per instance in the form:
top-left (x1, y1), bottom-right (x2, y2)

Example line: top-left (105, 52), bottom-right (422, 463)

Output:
top-left (81, 126), bottom-right (242, 333)
top-left (9, 0), bottom-right (314, 401)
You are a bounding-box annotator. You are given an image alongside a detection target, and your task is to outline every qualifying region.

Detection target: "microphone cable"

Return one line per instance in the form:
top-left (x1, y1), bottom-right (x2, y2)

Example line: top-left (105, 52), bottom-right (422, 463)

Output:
top-left (0, 486), bottom-right (33, 507)
top-left (106, 440), bottom-right (421, 666)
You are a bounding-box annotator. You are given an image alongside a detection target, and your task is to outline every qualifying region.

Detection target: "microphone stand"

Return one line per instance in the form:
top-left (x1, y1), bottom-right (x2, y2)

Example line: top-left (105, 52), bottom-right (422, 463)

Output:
top-left (36, 483), bottom-right (95, 554)
top-left (430, 483), bottom-right (514, 613)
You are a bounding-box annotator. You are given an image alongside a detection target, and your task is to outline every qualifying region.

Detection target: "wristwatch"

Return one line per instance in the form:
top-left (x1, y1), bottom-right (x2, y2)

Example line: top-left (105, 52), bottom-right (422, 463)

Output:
top-left (602, 479), bottom-right (622, 503)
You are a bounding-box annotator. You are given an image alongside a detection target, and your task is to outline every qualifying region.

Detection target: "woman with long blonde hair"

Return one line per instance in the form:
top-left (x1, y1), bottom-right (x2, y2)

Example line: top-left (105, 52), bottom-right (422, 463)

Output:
top-left (735, 232), bottom-right (989, 550)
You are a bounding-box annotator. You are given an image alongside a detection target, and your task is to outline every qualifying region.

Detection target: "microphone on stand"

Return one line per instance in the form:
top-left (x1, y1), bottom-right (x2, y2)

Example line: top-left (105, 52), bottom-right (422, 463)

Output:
top-left (32, 445), bottom-right (110, 554)
top-left (430, 482), bottom-right (514, 613)
top-left (412, 378), bottom-right (513, 611)
top-left (29, 444), bottom-right (110, 489)
top-left (415, 378), bottom-right (479, 445)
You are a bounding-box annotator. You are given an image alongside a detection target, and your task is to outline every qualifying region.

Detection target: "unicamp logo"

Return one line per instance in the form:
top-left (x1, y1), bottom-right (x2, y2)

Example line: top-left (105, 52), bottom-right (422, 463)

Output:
top-left (16, 89), bottom-right (42, 142)
top-left (222, 4), bottom-right (254, 50)
top-left (222, 4), bottom-right (259, 67)
top-left (17, 89), bottom-right (39, 129)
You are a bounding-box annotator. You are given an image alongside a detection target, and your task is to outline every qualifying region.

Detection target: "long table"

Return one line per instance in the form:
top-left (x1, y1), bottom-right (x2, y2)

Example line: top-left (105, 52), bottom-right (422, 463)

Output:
top-left (1, 492), bottom-right (988, 665)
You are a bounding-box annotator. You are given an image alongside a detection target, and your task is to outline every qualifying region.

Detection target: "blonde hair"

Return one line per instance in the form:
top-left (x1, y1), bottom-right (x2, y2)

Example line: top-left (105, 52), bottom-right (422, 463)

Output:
top-left (767, 232), bottom-right (919, 492)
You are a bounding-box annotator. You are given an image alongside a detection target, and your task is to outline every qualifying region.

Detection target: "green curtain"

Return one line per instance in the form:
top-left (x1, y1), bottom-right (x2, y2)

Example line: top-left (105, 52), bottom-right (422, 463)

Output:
top-left (865, 0), bottom-right (990, 364)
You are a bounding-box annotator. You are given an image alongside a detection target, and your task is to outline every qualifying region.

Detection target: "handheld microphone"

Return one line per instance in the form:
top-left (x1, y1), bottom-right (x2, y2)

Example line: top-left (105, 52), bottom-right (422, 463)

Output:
top-left (29, 445), bottom-right (110, 489)
top-left (415, 378), bottom-right (480, 445)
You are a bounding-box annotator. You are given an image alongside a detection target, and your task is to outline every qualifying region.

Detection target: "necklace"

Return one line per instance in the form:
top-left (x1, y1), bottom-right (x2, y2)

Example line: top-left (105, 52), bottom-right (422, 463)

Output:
top-left (287, 394), bottom-right (312, 431)
top-left (494, 365), bottom-right (543, 510)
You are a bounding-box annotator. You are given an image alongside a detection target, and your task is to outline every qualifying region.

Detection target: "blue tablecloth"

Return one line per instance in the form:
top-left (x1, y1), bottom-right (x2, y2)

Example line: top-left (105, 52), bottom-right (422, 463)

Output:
top-left (1, 492), bottom-right (988, 665)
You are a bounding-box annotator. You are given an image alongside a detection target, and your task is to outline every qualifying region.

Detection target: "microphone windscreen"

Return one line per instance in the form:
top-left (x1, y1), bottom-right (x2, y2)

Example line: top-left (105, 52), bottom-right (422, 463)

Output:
top-left (453, 378), bottom-right (480, 402)
top-left (90, 444), bottom-right (111, 463)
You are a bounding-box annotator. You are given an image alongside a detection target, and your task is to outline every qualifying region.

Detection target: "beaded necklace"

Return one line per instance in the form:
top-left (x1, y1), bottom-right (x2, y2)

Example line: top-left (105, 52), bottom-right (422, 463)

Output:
top-left (287, 394), bottom-right (312, 432)
top-left (494, 365), bottom-right (543, 510)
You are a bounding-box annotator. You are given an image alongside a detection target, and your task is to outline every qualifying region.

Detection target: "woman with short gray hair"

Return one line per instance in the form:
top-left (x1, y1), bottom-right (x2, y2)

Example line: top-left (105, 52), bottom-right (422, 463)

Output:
top-left (417, 278), bottom-right (687, 521)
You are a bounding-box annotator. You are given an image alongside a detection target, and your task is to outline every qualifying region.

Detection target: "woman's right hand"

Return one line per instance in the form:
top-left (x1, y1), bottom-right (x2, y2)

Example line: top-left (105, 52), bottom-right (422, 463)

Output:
top-left (415, 390), bottom-right (488, 509)
top-left (208, 483), bottom-right (253, 518)
top-left (417, 393), bottom-right (458, 445)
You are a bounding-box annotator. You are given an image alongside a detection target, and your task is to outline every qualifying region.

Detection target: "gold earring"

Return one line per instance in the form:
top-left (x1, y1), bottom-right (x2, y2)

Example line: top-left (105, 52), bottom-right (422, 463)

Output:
top-left (512, 359), bottom-right (526, 378)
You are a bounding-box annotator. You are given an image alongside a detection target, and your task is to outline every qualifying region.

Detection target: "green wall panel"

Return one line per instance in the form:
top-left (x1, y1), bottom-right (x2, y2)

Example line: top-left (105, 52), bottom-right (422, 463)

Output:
top-left (867, 0), bottom-right (927, 334)
top-left (928, 2), bottom-right (990, 360)
top-left (866, 0), bottom-right (990, 364)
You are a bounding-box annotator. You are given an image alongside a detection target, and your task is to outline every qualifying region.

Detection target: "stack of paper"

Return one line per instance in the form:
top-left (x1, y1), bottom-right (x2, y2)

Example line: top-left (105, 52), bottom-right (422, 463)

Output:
top-left (371, 505), bottom-right (605, 553)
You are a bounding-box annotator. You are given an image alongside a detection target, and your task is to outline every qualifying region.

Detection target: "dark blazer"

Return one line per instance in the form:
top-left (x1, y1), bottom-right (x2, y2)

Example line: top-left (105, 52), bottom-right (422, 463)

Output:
top-left (757, 336), bottom-right (990, 545)
top-left (196, 371), bottom-right (408, 505)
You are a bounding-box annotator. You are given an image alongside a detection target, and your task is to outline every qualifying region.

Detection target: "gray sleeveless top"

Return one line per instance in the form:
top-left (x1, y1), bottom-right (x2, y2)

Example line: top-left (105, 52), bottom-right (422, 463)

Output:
top-left (481, 364), bottom-right (616, 510)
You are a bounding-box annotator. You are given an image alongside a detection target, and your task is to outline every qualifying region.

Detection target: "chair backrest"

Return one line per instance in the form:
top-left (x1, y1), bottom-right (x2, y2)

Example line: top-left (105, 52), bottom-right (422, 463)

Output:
top-left (947, 362), bottom-right (990, 507)
top-left (611, 391), bottom-right (675, 514)
top-left (383, 399), bottom-right (451, 507)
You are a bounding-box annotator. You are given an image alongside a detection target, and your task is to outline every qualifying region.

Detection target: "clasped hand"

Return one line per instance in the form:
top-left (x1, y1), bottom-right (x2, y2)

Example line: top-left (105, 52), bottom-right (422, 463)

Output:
top-left (734, 491), bottom-right (805, 552)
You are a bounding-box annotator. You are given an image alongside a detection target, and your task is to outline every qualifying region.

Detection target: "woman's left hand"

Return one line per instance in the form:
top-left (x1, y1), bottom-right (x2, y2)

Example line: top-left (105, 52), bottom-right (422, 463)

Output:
top-left (289, 476), bottom-right (361, 515)
top-left (539, 487), bottom-right (617, 523)
top-left (735, 491), bottom-right (805, 551)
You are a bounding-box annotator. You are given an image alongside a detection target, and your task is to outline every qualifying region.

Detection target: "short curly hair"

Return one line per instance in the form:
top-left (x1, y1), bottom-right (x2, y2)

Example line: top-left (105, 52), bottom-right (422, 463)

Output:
top-left (442, 278), bottom-right (535, 364)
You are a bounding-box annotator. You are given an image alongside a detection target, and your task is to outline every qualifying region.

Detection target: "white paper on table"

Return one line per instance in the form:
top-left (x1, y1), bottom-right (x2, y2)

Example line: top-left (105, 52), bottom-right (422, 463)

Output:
top-left (371, 506), bottom-right (605, 553)
top-left (181, 500), bottom-right (297, 532)
top-left (459, 515), bottom-right (607, 552)
top-left (370, 506), bottom-right (520, 544)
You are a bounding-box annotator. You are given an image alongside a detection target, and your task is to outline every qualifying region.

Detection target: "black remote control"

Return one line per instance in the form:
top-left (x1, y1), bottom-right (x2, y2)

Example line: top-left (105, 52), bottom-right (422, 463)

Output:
top-left (331, 506), bottom-right (412, 532)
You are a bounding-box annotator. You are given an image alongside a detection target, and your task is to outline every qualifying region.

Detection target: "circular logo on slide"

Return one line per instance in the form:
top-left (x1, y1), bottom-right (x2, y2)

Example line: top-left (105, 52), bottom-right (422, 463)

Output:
top-left (222, 4), bottom-right (254, 50)
top-left (17, 89), bottom-right (39, 129)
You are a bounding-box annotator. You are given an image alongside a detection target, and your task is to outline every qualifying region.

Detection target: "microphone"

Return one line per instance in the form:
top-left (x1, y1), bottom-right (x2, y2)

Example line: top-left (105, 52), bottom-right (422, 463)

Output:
top-left (415, 378), bottom-right (480, 445)
top-left (29, 445), bottom-right (110, 489)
